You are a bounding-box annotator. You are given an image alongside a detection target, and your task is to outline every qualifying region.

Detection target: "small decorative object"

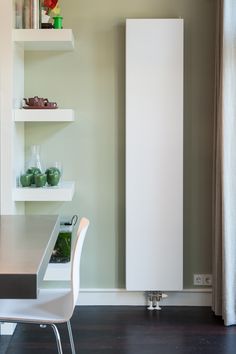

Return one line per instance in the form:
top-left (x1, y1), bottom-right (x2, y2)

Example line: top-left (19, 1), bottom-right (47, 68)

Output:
top-left (28, 145), bottom-right (43, 172)
top-left (53, 15), bottom-right (63, 29)
top-left (46, 166), bottom-right (61, 186)
top-left (20, 173), bottom-right (33, 187)
top-left (23, 0), bottom-right (41, 29)
top-left (23, 96), bottom-right (47, 107)
top-left (51, 161), bottom-right (62, 175)
top-left (26, 167), bottom-right (41, 184)
top-left (19, 145), bottom-right (63, 188)
top-left (25, 145), bottom-right (44, 184)
top-left (43, 0), bottom-right (58, 13)
top-left (34, 173), bottom-right (47, 187)
top-left (41, 0), bottom-right (63, 29)
top-left (23, 96), bottom-right (58, 109)
top-left (45, 101), bottom-right (57, 108)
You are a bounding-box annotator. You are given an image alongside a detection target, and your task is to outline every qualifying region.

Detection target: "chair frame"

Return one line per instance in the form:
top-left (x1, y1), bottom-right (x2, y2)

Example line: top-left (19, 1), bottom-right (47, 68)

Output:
top-left (0, 217), bottom-right (89, 354)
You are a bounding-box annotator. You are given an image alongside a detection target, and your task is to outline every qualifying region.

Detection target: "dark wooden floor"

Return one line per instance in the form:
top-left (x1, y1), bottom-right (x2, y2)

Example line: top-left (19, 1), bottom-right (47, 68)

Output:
top-left (1, 306), bottom-right (236, 354)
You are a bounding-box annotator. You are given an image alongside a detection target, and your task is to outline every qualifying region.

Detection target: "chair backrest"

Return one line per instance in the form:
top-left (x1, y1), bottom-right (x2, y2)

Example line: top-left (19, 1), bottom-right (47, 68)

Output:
top-left (71, 217), bottom-right (89, 307)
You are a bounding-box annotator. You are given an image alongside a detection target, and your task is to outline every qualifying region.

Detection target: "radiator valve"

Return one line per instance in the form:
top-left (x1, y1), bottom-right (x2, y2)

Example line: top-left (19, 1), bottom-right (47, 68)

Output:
top-left (147, 291), bottom-right (168, 310)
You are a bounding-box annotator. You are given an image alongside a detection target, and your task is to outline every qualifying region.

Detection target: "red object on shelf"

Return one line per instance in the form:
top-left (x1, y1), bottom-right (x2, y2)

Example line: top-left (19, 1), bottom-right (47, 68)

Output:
top-left (43, 0), bottom-right (58, 10)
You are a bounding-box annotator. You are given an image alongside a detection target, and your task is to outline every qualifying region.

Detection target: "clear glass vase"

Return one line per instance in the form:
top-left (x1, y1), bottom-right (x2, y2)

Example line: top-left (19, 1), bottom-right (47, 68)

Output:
top-left (27, 145), bottom-right (44, 173)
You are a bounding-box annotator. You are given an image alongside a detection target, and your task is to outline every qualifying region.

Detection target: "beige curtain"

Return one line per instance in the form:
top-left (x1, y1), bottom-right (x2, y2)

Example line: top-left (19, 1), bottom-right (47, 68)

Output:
top-left (212, 0), bottom-right (236, 326)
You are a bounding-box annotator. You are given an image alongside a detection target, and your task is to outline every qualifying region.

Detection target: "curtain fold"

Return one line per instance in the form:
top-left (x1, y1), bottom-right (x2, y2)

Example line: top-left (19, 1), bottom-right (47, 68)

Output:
top-left (212, 0), bottom-right (236, 326)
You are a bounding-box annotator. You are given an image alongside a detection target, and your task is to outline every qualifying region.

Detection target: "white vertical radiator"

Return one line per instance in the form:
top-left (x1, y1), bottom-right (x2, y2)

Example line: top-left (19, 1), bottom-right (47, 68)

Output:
top-left (126, 19), bottom-right (183, 291)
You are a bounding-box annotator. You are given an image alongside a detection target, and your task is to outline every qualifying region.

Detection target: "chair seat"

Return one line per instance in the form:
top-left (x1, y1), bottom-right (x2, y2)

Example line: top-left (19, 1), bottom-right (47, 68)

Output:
top-left (0, 287), bottom-right (73, 324)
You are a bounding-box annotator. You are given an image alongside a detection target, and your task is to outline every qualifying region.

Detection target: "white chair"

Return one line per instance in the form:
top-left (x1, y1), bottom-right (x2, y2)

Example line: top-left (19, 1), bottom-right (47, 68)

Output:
top-left (0, 217), bottom-right (89, 354)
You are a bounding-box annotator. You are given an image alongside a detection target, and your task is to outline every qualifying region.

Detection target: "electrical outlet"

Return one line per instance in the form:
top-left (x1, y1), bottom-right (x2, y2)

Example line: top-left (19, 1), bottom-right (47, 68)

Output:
top-left (193, 274), bottom-right (212, 286)
top-left (202, 274), bottom-right (212, 286)
top-left (193, 274), bottom-right (203, 285)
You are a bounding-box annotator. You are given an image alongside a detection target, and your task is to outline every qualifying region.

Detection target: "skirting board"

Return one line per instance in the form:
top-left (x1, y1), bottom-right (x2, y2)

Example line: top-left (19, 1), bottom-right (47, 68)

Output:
top-left (78, 288), bottom-right (212, 307)
top-left (0, 288), bottom-right (212, 336)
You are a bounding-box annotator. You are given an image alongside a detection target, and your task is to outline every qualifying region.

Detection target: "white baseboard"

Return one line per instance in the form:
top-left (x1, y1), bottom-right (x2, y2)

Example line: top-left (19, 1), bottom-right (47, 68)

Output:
top-left (0, 288), bottom-right (211, 336)
top-left (78, 288), bottom-right (212, 307)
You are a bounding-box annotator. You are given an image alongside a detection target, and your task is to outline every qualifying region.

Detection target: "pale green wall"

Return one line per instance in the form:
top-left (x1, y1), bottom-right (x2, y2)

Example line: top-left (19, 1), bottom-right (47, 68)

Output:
top-left (25, 0), bottom-right (216, 289)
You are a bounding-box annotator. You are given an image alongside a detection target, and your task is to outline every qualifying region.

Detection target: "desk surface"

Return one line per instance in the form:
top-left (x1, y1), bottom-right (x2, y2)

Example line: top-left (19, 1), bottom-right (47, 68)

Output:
top-left (0, 215), bottom-right (60, 299)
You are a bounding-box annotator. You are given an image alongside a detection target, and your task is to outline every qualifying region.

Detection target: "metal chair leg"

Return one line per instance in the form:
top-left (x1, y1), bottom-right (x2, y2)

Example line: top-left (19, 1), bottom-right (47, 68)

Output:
top-left (67, 320), bottom-right (76, 354)
top-left (51, 324), bottom-right (63, 354)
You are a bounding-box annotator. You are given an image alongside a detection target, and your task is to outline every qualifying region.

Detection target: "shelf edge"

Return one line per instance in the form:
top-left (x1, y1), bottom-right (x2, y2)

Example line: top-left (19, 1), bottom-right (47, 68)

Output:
top-left (14, 109), bottom-right (75, 122)
top-left (13, 29), bottom-right (75, 51)
top-left (13, 181), bottom-right (75, 202)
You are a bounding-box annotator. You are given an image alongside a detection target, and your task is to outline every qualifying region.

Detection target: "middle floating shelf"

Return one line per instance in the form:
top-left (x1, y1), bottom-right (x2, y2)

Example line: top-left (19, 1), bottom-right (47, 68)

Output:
top-left (14, 109), bottom-right (75, 122)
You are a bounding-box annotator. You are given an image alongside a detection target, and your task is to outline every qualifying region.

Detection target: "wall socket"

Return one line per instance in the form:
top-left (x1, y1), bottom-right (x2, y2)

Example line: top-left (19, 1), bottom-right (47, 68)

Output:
top-left (193, 274), bottom-right (212, 286)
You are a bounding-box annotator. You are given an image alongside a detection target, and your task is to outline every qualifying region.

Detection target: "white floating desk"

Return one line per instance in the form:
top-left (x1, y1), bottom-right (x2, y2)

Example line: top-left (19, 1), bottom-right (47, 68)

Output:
top-left (0, 215), bottom-right (60, 299)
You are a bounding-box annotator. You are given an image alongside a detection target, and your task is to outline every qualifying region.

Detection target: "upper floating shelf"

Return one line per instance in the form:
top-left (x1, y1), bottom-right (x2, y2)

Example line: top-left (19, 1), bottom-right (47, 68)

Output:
top-left (13, 29), bottom-right (74, 51)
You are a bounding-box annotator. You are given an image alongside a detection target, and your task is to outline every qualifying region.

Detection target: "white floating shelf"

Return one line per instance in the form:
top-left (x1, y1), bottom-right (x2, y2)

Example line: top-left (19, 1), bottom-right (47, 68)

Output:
top-left (13, 181), bottom-right (75, 201)
top-left (13, 29), bottom-right (74, 51)
top-left (14, 109), bottom-right (75, 122)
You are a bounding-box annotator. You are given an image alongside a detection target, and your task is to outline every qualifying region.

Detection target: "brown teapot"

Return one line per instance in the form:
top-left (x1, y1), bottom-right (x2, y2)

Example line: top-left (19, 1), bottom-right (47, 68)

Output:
top-left (24, 96), bottom-right (49, 107)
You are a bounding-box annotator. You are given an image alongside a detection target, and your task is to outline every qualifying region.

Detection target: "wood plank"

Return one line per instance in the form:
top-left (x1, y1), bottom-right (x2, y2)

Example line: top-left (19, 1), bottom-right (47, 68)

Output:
top-left (5, 307), bottom-right (230, 354)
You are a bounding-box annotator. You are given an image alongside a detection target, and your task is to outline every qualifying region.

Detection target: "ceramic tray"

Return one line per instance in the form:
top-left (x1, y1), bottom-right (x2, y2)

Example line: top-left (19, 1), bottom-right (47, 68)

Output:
top-left (23, 106), bottom-right (58, 109)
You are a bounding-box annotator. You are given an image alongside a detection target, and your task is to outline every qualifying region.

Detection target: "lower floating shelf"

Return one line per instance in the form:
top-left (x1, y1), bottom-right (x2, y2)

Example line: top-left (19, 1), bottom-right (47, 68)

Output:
top-left (13, 181), bottom-right (75, 201)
